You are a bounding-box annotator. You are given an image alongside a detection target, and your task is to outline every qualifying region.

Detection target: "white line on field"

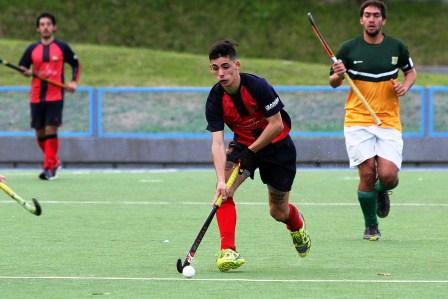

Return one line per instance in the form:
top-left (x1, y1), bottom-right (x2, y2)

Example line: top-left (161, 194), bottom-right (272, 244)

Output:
top-left (138, 179), bottom-right (163, 183)
top-left (0, 276), bottom-right (446, 284)
top-left (0, 201), bottom-right (447, 207)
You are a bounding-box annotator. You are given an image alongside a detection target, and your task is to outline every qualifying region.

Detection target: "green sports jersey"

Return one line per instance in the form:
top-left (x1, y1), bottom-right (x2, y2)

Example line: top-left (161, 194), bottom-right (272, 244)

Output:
top-left (337, 35), bottom-right (413, 82)
top-left (333, 34), bottom-right (414, 130)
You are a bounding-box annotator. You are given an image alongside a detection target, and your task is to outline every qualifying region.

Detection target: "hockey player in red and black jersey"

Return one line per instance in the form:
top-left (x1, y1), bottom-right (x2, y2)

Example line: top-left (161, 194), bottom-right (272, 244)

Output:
top-left (205, 40), bottom-right (311, 272)
top-left (19, 12), bottom-right (80, 180)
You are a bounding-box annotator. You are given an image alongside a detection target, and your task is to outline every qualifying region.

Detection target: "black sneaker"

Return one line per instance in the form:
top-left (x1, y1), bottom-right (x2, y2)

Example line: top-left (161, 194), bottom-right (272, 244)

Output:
top-left (363, 224), bottom-right (381, 241)
top-left (38, 170), bottom-right (47, 180)
top-left (377, 191), bottom-right (391, 218)
top-left (38, 169), bottom-right (57, 181)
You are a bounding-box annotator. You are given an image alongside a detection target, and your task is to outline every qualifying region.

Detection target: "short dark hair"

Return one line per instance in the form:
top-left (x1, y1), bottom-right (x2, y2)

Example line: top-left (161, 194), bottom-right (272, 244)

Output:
top-left (360, 0), bottom-right (387, 19)
top-left (36, 12), bottom-right (56, 27)
top-left (208, 40), bottom-right (238, 61)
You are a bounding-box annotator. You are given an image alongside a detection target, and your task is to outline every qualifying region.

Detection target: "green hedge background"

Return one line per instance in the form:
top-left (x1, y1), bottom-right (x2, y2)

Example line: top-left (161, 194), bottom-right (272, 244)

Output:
top-left (0, 0), bottom-right (446, 65)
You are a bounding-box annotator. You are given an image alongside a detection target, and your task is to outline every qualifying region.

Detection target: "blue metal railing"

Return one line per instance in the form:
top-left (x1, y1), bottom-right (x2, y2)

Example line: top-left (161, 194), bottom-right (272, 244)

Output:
top-left (0, 86), bottom-right (95, 137)
top-left (428, 86), bottom-right (448, 137)
top-left (0, 85), bottom-right (445, 138)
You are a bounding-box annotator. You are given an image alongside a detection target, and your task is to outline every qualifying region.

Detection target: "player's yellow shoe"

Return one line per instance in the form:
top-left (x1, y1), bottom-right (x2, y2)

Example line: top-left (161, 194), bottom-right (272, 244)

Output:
top-left (216, 249), bottom-right (246, 272)
top-left (363, 224), bottom-right (381, 241)
top-left (291, 227), bottom-right (311, 257)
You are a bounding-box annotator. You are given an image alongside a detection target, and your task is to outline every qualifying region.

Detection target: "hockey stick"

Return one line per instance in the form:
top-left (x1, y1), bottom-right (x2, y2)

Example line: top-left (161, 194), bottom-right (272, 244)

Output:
top-left (0, 182), bottom-right (42, 216)
top-left (176, 164), bottom-right (243, 273)
top-left (0, 57), bottom-right (71, 90)
top-left (307, 12), bottom-right (382, 126)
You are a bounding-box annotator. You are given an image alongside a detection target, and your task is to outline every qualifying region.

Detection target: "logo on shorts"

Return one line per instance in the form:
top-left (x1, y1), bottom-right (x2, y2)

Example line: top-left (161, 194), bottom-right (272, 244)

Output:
top-left (391, 56), bottom-right (398, 65)
top-left (353, 60), bottom-right (364, 64)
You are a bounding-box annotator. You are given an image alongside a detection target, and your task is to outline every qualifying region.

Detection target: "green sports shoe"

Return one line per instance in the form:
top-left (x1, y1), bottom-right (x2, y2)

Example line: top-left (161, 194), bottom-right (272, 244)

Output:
top-left (290, 212), bottom-right (311, 257)
top-left (216, 249), bottom-right (246, 272)
top-left (291, 228), bottom-right (311, 257)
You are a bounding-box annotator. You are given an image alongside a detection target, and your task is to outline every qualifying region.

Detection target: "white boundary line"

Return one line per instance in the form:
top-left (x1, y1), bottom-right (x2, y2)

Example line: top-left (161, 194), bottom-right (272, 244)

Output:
top-left (1, 201), bottom-right (447, 207)
top-left (0, 276), bottom-right (447, 284)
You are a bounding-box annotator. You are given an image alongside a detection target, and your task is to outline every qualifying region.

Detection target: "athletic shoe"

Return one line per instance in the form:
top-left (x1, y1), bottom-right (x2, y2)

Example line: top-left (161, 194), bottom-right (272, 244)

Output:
top-left (363, 224), bottom-right (381, 241)
top-left (291, 228), bottom-right (311, 257)
top-left (290, 213), bottom-right (311, 257)
top-left (216, 249), bottom-right (246, 272)
top-left (38, 171), bottom-right (46, 180)
top-left (38, 168), bottom-right (57, 181)
top-left (376, 191), bottom-right (391, 218)
top-left (52, 165), bottom-right (61, 179)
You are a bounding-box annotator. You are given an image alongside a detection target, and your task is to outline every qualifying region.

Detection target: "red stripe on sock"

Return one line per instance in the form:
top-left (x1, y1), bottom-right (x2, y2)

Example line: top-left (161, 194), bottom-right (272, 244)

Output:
top-left (216, 197), bottom-right (236, 250)
top-left (286, 203), bottom-right (303, 231)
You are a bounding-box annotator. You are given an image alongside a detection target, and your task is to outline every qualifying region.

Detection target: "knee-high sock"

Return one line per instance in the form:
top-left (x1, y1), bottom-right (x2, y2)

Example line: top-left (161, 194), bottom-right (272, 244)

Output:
top-left (358, 191), bottom-right (378, 227)
top-left (285, 203), bottom-right (304, 231)
top-left (44, 134), bottom-right (59, 170)
top-left (216, 197), bottom-right (236, 250)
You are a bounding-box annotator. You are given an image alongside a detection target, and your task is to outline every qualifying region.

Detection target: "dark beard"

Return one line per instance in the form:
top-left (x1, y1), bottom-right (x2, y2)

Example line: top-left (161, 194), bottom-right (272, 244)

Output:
top-left (365, 29), bottom-right (380, 37)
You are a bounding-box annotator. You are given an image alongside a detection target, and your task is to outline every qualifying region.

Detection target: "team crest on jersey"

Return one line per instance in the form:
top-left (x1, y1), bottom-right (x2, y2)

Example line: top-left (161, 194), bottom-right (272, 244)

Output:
top-left (51, 56), bottom-right (59, 61)
top-left (391, 56), bottom-right (398, 65)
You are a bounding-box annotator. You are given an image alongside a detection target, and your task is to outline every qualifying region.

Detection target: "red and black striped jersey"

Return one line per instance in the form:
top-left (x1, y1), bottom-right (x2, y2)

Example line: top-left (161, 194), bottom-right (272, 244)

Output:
top-left (206, 73), bottom-right (291, 146)
top-left (19, 39), bottom-right (81, 103)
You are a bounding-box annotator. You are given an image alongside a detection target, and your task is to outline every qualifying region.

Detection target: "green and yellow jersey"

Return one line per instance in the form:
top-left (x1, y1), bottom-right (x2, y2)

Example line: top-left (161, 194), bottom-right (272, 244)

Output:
top-left (333, 35), bottom-right (414, 131)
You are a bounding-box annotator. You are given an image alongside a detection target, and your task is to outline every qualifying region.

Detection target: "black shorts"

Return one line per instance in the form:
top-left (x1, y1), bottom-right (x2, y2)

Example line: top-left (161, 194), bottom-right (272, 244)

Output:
top-left (30, 101), bottom-right (64, 129)
top-left (227, 136), bottom-right (297, 192)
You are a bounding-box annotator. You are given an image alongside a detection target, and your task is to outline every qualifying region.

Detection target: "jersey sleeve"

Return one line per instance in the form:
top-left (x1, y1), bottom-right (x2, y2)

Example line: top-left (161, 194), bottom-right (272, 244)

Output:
top-left (205, 86), bottom-right (225, 132)
top-left (397, 41), bottom-right (414, 72)
top-left (58, 41), bottom-right (81, 82)
top-left (18, 44), bottom-right (35, 68)
top-left (247, 77), bottom-right (284, 118)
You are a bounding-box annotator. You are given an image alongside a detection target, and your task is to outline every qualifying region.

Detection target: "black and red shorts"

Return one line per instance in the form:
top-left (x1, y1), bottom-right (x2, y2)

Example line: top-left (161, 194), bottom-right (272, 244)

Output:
top-left (227, 136), bottom-right (297, 192)
top-left (30, 101), bottom-right (64, 129)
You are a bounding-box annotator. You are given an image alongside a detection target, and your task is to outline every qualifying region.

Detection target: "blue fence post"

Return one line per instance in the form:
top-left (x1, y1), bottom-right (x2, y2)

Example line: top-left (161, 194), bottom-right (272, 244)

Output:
top-left (428, 86), bottom-right (448, 137)
top-left (91, 87), bottom-right (99, 137)
top-left (423, 87), bottom-right (430, 137)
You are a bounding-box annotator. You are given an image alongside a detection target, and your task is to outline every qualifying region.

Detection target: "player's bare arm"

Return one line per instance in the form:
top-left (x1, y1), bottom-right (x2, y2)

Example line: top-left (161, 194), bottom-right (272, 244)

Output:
top-left (393, 68), bottom-right (417, 97)
top-left (329, 60), bottom-right (346, 88)
top-left (67, 81), bottom-right (78, 92)
top-left (248, 112), bottom-right (284, 153)
top-left (211, 130), bottom-right (229, 200)
top-left (18, 66), bottom-right (33, 77)
top-left (238, 112), bottom-right (284, 179)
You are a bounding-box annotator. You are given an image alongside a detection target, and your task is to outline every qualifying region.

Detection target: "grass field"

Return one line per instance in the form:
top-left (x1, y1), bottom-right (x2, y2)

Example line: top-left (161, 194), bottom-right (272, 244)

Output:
top-left (0, 169), bottom-right (447, 298)
top-left (1, 39), bottom-right (447, 87)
